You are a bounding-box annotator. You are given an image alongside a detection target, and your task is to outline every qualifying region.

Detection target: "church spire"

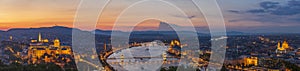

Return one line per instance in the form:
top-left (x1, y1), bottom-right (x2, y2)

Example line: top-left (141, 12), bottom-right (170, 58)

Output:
top-left (282, 40), bottom-right (289, 49)
top-left (277, 40), bottom-right (289, 51)
top-left (277, 42), bottom-right (281, 49)
top-left (9, 36), bottom-right (13, 41)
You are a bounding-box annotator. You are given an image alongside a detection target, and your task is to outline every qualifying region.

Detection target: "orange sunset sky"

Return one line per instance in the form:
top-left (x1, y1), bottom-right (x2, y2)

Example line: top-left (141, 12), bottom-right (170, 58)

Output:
top-left (0, 0), bottom-right (298, 33)
top-left (0, 0), bottom-right (230, 31)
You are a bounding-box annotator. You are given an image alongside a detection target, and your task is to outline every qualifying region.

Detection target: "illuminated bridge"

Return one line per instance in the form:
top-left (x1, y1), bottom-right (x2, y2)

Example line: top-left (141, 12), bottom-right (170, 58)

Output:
top-left (74, 40), bottom-right (212, 71)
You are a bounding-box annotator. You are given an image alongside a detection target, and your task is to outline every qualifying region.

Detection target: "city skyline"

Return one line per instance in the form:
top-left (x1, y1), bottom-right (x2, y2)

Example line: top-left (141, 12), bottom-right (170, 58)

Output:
top-left (2, 0), bottom-right (300, 71)
top-left (0, 0), bottom-right (300, 33)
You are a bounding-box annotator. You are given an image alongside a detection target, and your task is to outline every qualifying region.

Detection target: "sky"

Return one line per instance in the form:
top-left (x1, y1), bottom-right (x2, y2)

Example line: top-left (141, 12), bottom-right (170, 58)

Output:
top-left (0, 0), bottom-right (299, 33)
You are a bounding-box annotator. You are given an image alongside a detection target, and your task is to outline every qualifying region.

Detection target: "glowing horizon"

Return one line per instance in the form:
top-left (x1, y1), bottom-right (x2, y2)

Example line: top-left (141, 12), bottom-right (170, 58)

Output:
top-left (1, 0), bottom-right (299, 33)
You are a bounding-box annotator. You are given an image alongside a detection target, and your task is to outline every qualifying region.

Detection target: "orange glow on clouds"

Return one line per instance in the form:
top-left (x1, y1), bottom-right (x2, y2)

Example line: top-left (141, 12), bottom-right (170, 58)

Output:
top-left (0, 0), bottom-right (210, 31)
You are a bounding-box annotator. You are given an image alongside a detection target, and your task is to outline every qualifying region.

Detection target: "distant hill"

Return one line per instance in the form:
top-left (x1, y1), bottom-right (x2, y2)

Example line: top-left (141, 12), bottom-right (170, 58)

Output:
top-left (93, 21), bottom-right (208, 37)
top-left (226, 31), bottom-right (247, 35)
top-left (93, 29), bottom-right (125, 36)
top-left (157, 22), bottom-right (181, 31)
top-left (0, 26), bottom-right (85, 42)
top-left (7, 26), bottom-right (75, 33)
top-left (0, 25), bottom-right (253, 43)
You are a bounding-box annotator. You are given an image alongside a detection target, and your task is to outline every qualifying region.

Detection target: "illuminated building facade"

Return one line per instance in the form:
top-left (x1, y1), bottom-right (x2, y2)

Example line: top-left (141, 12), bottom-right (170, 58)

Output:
top-left (243, 57), bottom-right (258, 66)
top-left (27, 33), bottom-right (72, 64)
top-left (276, 40), bottom-right (290, 54)
top-left (167, 40), bottom-right (182, 56)
top-left (31, 33), bottom-right (49, 43)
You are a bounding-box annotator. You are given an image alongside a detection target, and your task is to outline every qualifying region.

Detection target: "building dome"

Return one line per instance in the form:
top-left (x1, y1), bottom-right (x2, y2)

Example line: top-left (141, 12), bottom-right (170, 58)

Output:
top-left (54, 38), bottom-right (60, 42)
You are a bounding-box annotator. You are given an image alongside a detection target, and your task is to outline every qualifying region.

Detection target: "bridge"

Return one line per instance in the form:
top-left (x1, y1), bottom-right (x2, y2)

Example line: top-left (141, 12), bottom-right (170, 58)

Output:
top-left (73, 46), bottom-right (129, 71)
top-left (107, 56), bottom-right (177, 59)
top-left (103, 47), bottom-right (127, 59)
top-left (73, 41), bottom-right (169, 71)
top-left (73, 41), bottom-right (216, 71)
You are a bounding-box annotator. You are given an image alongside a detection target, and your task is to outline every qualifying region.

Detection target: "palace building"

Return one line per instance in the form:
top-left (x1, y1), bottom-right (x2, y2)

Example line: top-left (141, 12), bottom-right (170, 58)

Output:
top-left (30, 33), bottom-right (49, 43)
top-left (27, 33), bottom-right (72, 64)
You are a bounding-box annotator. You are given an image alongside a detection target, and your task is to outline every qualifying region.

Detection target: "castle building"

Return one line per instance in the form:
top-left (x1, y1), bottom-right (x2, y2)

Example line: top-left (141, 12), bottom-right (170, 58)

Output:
top-left (31, 33), bottom-right (49, 43)
top-left (27, 33), bottom-right (72, 64)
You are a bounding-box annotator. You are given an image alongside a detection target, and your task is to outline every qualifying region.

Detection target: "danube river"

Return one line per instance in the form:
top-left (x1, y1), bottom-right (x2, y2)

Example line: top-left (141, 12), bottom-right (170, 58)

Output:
top-left (107, 41), bottom-right (180, 71)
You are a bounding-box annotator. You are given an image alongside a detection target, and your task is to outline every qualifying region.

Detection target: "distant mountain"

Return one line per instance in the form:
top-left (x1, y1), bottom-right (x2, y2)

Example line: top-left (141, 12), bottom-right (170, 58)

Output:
top-left (93, 29), bottom-right (126, 36)
top-left (0, 26), bottom-right (86, 42)
top-left (226, 31), bottom-right (246, 35)
top-left (93, 22), bottom-right (209, 36)
top-left (0, 30), bottom-right (4, 39)
top-left (157, 22), bottom-right (181, 31)
top-left (0, 30), bottom-right (4, 34)
top-left (7, 26), bottom-right (75, 32)
top-left (7, 26), bottom-right (69, 34)
top-left (0, 25), bottom-right (253, 43)
top-left (156, 22), bottom-right (210, 33)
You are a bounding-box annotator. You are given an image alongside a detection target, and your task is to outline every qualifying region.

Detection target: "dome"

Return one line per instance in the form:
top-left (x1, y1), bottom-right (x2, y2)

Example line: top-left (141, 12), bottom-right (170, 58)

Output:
top-left (54, 38), bottom-right (60, 42)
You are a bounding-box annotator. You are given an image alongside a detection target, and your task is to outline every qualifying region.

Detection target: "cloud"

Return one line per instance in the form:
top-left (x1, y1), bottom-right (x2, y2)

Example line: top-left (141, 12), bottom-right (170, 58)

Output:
top-left (170, 14), bottom-right (197, 19)
top-left (259, 1), bottom-right (280, 9)
top-left (246, 9), bottom-right (266, 14)
top-left (251, 0), bottom-right (300, 16)
top-left (228, 10), bottom-right (241, 14)
top-left (229, 0), bottom-right (300, 24)
top-left (228, 0), bottom-right (300, 15)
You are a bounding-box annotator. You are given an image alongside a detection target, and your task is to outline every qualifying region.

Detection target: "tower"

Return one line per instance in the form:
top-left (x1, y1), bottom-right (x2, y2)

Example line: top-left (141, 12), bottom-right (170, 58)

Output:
top-left (54, 38), bottom-right (60, 47)
top-left (38, 33), bottom-right (42, 42)
top-left (104, 43), bottom-right (107, 52)
top-left (282, 40), bottom-right (289, 49)
top-left (170, 40), bottom-right (180, 47)
top-left (277, 42), bottom-right (281, 49)
top-left (9, 36), bottom-right (13, 41)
